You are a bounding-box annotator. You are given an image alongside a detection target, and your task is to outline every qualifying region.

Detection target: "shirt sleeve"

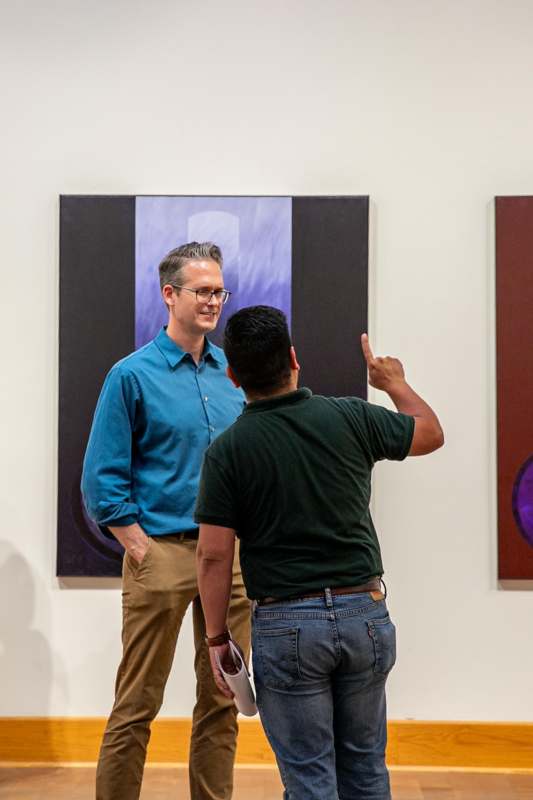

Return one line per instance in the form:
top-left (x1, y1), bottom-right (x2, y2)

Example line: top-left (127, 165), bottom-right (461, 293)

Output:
top-left (81, 365), bottom-right (141, 533)
top-left (194, 451), bottom-right (238, 529)
top-left (345, 398), bottom-right (415, 463)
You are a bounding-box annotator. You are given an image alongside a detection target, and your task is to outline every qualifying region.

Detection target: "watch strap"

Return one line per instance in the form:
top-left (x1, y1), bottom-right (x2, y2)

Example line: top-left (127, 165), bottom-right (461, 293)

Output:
top-left (205, 628), bottom-right (231, 647)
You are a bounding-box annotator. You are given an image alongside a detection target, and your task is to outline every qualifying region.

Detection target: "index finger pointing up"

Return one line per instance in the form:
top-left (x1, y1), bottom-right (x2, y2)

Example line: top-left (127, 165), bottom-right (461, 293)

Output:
top-left (361, 333), bottom-right (375, 364)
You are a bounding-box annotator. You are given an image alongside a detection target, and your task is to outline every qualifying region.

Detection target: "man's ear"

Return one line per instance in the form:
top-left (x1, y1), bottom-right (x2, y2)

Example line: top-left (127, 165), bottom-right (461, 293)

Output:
top-left (162, 284), bottom-right (175, 307)
top-left (226, 365), bottom-right (241, 388)
top-left (290, 346), bottom-right (300, 372)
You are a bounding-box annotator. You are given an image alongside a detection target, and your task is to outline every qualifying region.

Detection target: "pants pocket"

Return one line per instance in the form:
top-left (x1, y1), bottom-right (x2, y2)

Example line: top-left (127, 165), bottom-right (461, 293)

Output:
top-left (367, 616), bottom-right (396, 676)
top-left (255, 627), bottom-right (301, 690)
top-left (124, 538), bottom-right (153, 579)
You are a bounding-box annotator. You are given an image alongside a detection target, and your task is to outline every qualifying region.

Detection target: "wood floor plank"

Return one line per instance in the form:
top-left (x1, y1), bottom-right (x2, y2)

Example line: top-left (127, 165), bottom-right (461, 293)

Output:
top-left (1, 765), bottom-right (533, 799)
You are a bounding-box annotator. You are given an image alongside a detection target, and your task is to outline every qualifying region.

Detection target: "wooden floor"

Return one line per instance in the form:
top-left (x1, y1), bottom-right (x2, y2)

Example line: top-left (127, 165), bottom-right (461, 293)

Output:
top-left (1, 766), bottom-right (533, 799)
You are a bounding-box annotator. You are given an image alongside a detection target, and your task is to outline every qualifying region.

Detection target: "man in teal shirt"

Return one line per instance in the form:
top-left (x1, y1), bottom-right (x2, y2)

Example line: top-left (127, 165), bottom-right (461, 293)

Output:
top-left (82, 242), bottom-right (250, 800)
top-left (196, 305), bottom-right (443, 800)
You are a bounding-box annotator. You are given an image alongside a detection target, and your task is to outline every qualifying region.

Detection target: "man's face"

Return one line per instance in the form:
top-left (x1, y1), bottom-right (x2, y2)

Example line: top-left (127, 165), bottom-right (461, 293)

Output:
top-left (167, 259), bottom-right (225, 337)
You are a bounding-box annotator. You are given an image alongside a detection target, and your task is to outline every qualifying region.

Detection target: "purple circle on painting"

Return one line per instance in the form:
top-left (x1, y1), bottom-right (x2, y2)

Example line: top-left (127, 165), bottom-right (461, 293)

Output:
top-left (512, 456), bottom-right (533, 547)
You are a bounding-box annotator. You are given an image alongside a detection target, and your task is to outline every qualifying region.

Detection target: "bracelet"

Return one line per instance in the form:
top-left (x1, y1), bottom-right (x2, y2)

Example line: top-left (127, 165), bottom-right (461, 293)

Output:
top-left (205, 628), bottom-right (230, 647)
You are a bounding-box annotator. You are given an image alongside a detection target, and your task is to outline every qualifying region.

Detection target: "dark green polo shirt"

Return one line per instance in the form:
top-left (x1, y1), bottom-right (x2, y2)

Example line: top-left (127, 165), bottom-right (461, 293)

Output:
top-left (195, 388), bottom-right (414, 600)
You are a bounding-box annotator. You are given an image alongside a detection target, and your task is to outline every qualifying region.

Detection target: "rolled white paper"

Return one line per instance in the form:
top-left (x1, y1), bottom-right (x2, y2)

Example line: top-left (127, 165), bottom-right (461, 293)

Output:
top-left (215, 640), bottom-right (258, 717)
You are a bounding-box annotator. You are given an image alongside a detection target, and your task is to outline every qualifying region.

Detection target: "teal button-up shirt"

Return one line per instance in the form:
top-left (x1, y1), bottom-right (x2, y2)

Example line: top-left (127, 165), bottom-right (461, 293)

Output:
top-left (81, 327), bottom-right (245, 537)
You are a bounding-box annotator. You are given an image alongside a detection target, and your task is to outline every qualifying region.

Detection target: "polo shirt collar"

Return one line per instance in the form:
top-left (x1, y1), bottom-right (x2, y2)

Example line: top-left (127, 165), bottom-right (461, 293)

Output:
top-left (154, 327), bottom-right (224, 368)
top-left (243, 387), bottom-right (312, 414)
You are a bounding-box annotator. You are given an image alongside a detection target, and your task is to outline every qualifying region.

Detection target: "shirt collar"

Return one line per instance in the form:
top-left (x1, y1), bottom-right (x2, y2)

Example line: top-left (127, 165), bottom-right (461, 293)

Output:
top-left (243, 387), bottom-right (312, 414)
top-left (154, 327), bottom-right (224, 369)
top-left (203, 337), bottom-right (225, 364)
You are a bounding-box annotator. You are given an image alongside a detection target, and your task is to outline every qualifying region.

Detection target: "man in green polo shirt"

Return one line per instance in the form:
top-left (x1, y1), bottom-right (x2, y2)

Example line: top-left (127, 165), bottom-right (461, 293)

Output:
top-left (195, 305), bottom-right (443, 800)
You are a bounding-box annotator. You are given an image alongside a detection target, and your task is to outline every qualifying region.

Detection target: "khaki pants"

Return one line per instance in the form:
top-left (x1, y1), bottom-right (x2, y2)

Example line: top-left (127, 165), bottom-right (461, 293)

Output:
top-left (95, 535), bottom-right (251, 800)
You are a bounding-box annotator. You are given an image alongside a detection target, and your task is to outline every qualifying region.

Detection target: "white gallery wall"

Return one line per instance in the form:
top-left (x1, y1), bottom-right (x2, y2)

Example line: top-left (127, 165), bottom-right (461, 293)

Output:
top-left (1, 0), bottom-right (533, 720)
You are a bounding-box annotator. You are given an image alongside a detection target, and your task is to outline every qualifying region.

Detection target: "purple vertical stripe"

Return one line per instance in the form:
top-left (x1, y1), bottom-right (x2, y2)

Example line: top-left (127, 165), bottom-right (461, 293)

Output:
top-left (135, 196), bottom-right (292, 349)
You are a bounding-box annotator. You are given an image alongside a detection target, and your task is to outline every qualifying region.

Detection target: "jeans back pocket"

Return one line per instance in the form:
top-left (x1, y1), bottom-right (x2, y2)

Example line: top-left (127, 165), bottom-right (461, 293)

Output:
top-left (254, 627), bottom-right (301, 690)
top-left (367, 616), bottom-right (397, 676)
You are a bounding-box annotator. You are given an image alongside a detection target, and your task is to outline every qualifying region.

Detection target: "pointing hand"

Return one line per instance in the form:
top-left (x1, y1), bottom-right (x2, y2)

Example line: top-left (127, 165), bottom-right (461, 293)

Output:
top-left (361, 334), bottom-right (405, 391)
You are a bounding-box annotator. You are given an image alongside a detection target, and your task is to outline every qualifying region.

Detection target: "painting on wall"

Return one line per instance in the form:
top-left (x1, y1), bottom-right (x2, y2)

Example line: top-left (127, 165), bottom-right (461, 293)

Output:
top-left (58, 195), bottom-right (369, 576)
top-left (496, 196), bottom-right (533, 579)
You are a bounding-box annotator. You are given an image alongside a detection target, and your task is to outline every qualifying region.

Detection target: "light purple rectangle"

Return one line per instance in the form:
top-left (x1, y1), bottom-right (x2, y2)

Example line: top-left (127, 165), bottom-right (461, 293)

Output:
top-left (135, 196), bottom-right (292, 348)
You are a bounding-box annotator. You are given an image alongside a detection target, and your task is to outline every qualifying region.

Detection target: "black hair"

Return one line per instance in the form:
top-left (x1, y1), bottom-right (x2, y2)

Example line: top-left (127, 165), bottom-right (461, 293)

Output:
top-left (223, 305), bottom-right (292, 394)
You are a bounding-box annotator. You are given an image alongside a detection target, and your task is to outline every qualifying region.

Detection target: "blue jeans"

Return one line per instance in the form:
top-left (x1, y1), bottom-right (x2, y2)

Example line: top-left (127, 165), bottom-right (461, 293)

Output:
top-left (252, 589), bottom-right (396, 800)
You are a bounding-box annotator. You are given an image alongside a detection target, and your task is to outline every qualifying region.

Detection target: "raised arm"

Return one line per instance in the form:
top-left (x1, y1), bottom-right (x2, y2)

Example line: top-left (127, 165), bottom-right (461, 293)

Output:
top-left (361, 334), bottom-right (444, 456)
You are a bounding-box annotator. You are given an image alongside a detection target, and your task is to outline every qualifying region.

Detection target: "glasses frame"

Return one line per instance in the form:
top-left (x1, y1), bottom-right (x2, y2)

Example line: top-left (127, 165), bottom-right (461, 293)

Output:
top-left (170, 284), bottom-right (232, 305)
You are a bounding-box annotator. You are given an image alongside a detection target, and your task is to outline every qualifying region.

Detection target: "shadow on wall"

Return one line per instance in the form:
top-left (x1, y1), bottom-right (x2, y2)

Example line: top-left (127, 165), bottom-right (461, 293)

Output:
top-left (0, 541), bottom-right (66, 760)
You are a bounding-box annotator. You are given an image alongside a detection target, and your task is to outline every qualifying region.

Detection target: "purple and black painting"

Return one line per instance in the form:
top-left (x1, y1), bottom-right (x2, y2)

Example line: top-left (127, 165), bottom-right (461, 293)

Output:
top-left (58, 194), bottom-right (369, 576)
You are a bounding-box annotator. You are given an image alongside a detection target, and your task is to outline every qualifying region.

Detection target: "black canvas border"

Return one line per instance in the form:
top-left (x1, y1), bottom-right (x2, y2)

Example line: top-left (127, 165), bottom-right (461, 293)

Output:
top-left (292, 196), bottom-right (369, 399)
top-left (57, 196), bottom-right (135, 576)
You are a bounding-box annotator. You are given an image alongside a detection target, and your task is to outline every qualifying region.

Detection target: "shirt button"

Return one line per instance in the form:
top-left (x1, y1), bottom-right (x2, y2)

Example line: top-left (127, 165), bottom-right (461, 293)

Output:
top-left (204, 396), bottom-right (208, 402)
top-left (210, 426), bottom-right (215, 432)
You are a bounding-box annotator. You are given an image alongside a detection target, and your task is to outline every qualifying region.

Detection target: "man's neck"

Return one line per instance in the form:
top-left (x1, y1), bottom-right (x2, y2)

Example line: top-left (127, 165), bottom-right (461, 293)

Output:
top-left (246, 376), bottom-right (299, 403)
top-left (166, 319), bottom-right (205, 364)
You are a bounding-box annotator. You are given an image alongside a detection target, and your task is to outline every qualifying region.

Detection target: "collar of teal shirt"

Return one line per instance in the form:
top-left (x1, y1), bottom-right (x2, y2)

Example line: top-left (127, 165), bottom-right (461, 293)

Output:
top-left (154, 327), bottom-right (225, 369)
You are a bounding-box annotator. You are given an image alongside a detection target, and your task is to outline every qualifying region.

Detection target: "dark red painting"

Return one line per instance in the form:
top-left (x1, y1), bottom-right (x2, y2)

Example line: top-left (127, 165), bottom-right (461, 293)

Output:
top-left (496, 197), bottom-right (533, 579)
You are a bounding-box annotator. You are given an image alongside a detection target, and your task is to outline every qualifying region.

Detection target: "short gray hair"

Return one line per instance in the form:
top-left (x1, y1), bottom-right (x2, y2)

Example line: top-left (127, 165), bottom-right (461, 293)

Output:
top-left (158, 241), bottom-right (223, 291)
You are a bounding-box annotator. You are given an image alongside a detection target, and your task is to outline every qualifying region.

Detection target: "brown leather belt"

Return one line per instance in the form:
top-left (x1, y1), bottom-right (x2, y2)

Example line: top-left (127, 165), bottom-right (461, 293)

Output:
top-left (161, 531), bottom-right (199, 542)
top-left (256, 577), bottom-right (382, 606)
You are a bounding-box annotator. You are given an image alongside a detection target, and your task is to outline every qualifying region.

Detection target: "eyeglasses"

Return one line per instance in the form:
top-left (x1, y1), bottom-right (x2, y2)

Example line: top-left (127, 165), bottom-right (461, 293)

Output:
top-left (170, 284), bottom-right (232, 305)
